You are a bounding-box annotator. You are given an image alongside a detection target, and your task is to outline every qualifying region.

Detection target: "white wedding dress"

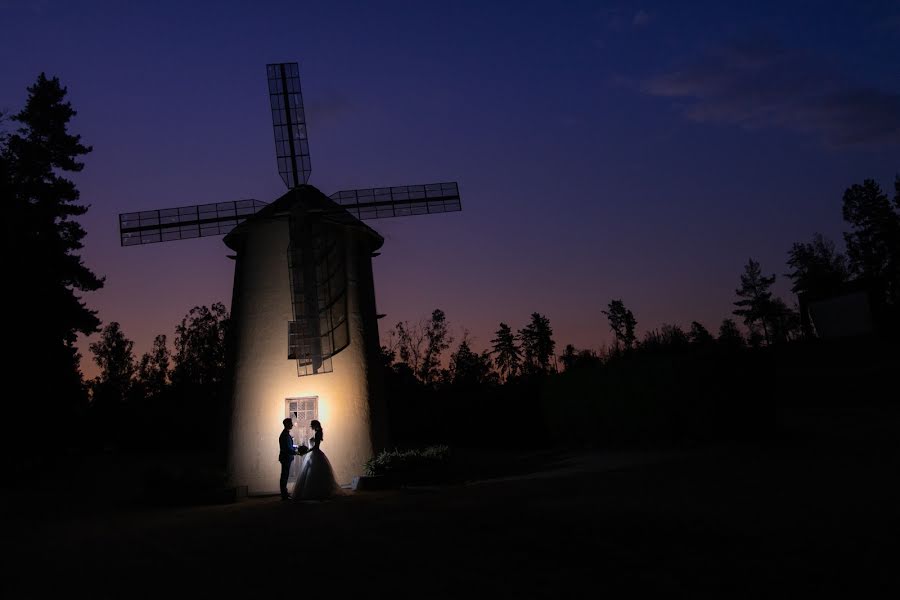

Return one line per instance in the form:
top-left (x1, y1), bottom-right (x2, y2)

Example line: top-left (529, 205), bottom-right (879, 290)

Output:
top-left (292, 431), bottom-right (341, 500)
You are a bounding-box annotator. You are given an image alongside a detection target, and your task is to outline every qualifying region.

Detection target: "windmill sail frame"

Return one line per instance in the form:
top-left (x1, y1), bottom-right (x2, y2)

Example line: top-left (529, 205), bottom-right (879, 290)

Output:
top-left (287, 214), bottom-right (350, 376)
top-left (267, 62), bottom-right (311, 188)
top-left (119, 199), bottom-right (267, 246)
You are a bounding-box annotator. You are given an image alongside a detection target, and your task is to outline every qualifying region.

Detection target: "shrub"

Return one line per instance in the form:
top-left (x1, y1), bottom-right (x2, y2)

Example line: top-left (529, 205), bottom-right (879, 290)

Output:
top-left (364, 445), bottom-right (452, 483)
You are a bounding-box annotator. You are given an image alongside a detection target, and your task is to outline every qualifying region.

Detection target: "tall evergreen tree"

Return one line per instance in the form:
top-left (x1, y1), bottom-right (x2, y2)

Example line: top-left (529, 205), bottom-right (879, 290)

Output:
top-left (2, 74), bottom-right (103, 462)
top-left (448, 336), bottom-right (495, 387)
top-left (519, 313), bottom-right (555, 374)
top-left (490, 322), bottom-right (521, 382)
top-left (733, 258), bottom-right (777, 345)
top-left (841, 178), bottom-right (900, 308)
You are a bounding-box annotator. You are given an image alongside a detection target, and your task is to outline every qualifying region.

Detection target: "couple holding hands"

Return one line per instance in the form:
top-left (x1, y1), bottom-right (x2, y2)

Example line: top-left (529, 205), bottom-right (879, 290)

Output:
top-left (278, 418), bottom-right (341, 501)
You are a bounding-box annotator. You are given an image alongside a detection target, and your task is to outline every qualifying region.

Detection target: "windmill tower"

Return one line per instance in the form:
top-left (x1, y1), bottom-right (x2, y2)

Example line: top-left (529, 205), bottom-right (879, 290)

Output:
top-left (120, 62), bottom-right (461, 493)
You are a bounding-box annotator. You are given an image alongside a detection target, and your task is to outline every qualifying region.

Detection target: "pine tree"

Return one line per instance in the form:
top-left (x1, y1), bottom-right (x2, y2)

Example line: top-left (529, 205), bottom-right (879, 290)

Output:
top-left (733, 258), bottom-right (776, 345)
top-left (519, 313), bottom-right (555, 374)
top-left (842, 179), bottom-right (900, 308)
top-left (2, 74), bottom-right (103, 463)
top-left (449, 336), bottom-right (495, 387)
top-left (491, 322), bottom-right (521, 382)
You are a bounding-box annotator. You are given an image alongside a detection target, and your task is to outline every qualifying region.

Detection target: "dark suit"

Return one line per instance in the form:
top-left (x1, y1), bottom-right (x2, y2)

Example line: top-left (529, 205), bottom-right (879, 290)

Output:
top-left (279, 429), bottom-right (296, 499)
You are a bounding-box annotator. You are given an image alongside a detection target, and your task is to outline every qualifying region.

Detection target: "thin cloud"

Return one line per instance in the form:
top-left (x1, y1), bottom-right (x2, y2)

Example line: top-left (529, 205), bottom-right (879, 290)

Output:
top-left (642, 38), bottom-right (900, 147)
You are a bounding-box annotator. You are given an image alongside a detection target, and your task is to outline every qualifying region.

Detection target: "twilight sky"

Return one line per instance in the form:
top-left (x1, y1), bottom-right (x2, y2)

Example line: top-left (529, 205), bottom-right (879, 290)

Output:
top-left (2, 0), bottom-right (898, 379)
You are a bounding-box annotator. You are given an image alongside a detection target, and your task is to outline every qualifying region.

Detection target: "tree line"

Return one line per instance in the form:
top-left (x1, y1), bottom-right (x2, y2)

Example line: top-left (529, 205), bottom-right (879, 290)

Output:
top-left (86, 304), bottom-right (231, 452)
top-left (3, 72), bottom-right (896, 470)
top-left (380, 167), bottom-right (900, 390)
top-left (374, 175), bottom-right (899, 448)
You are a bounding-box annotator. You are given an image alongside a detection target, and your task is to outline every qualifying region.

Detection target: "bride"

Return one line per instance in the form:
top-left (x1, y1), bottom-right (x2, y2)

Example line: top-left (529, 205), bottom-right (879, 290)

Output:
top-left (292, 420), bottom-right (341, 500)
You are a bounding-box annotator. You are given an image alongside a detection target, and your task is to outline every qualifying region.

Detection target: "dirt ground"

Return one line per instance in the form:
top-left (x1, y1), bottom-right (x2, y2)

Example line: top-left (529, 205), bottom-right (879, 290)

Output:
top-left (4, 403), bottom-right (899, 597)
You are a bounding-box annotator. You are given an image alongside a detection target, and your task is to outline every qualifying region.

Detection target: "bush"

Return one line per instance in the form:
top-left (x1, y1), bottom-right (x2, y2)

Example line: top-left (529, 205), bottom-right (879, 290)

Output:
top-left (364, 445), bottom-right (452, 483)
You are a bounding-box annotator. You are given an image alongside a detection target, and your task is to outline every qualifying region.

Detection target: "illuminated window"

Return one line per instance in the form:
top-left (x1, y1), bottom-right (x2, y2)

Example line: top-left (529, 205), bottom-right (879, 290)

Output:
top-left (285, 396), bottom-right (318, 483)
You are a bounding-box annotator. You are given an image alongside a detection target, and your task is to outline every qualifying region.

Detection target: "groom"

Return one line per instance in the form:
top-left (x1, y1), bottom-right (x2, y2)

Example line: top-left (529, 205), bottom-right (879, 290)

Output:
top-left (279, 418), bottom-right (309, 500)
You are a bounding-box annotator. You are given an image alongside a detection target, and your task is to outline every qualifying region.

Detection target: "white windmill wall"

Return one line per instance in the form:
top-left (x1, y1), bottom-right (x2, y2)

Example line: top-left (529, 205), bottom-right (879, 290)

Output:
top-left (226, 214), bottom-right (384, 494)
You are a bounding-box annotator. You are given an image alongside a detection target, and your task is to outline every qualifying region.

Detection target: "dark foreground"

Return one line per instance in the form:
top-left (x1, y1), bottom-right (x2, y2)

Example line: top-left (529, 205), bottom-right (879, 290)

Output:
top-left (4, 403), bottom-right (899, 597)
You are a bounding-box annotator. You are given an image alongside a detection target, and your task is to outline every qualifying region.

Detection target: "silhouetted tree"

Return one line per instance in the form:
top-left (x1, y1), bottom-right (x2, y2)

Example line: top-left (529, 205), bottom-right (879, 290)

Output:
top-left (419, 309), bottom-right (452, 386)
top-left (767, 297), bottom-right (801, 343)
top-left (560, 344), bottom-right (578, 371)
top-left (88, 322), bottom-right (136, 446)
top-left (490, 322), bottom-right (521, 381)
top-left (136, 334), bottom-right (171, 401)
top-left (841, 178), bottom-right (900, 308)
top-left (379, 344), bottom-right (396, 370)
top-left (390, 309), bottom-right (453, 386)
top-left (717, 318), bottom-right (745, 348)
top-left (640, 329), bottom-right (662, 350)
top-left (786, 233), bottom-right (849, 298)
top-left (448, 335), bottom-right (495, 387)
top-left (895, 175), bottom-right (899, 210)
top-left (393, 320), bottom-right (423, 376)
top-left (733, 258), bottom-right (777, 345)
top-left (661, 323), bottom-right (689, 348)
top-left (520, 312), bottom-right (555, 374)
top-left (602, 299), bottom-right (637, 350)
top-left (0, 109), bottom-right (10, 148)
top-left (640, 324), bottom-right (688, 352)
top-left (379, 341), bottom-right (420, 397)
top-left (89, 322), bottom-right (136, 404)
top-left (171, 303), bottom-right (230, 389)
top-left (166, 303), bottom-right (230, 453)
top-left (559, 344), bottom-right (601, 371)
top-left (689, 321), bottom-right (715, 346)
top-left (3, 74), bottom-right (103, 460)
top-left (746, 326), bottom-right (766, 349)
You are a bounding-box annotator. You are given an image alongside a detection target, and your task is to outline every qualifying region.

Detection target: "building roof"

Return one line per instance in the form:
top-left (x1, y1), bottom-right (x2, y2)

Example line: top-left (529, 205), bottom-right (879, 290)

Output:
top-left (224, 184), bottom-right (385, 252)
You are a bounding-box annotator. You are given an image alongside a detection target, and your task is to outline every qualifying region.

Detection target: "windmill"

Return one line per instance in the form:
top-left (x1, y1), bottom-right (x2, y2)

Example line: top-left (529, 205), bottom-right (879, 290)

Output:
top-left (120, 62), bottom-right (461, 492)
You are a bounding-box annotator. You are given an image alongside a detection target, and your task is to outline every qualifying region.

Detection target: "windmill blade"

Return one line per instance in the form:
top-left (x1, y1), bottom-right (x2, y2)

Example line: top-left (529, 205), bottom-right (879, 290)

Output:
top-left (329, 182), bottom-right (461, 220)
top-left (287, 216), bottom-right (350, 376)
top-left (267, 62), bottom-right (311, 188)
top-left (119, 199), bottom-right (268, 246)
